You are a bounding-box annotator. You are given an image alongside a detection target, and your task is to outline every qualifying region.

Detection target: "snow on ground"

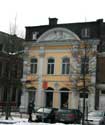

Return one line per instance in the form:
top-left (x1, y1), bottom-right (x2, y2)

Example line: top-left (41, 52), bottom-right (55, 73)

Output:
top-left (0, 117), bottom-right (81, 125)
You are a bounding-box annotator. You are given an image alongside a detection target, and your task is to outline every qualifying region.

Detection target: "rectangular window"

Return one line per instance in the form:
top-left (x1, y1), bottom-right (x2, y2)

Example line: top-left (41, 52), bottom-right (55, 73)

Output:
top-left (81, 28), bottom-right (90, 38)
top-left (30, 58), bottom-right (37, 74)
top-left (31, 63), bottom-right (37, 74)
top-left (47, 64), bottom-right (54, 74)
top-left (62, 58), bottom-right (70, 74)
top-left (81, 56), bottom-right (89, 74)
top-left (32, 32), bottom-right (38, 40)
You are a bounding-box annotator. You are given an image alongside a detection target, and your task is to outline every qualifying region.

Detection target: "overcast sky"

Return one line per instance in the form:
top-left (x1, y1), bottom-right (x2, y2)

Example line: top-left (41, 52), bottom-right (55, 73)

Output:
top-left (0, 0), bottom-right (105, 37)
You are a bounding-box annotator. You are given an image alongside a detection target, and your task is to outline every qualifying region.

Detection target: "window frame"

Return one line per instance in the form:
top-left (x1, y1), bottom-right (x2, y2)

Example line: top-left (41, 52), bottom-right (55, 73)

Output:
top-left (30, 58), bottom-right (38, 74)
top-left (47, 58), bottom-right (55, 75)
top-left (32, 32), bottom-right (38, 40)
top-left (61, 57), bottom-right (70, 75)
top-left (81, 28), bottom-right (90, 38)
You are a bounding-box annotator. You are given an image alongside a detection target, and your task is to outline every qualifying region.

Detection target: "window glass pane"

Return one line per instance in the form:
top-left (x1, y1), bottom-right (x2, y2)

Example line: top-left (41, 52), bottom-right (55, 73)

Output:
top-left (51, 64), bottom-right (54, 74)
top-left (62, 58), bottom-right (70, 74)
top-left (47, 58), bottom-right (55, 74)
top-left (62, 64), bottom-right (65, 74)
top-left (47, 64), bottom-right (50, 74)
top-left (67, 64), bottom-right (70, 74)
top-left (30, 58), bottom-right (37, 74)
top-left (31, 64), bottom-right (33, 73)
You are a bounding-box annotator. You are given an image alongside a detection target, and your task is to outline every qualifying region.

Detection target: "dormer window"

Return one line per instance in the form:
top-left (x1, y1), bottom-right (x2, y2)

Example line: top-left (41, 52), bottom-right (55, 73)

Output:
top-left (32, 32), bottom-right (38, 40)
top-left (81, 28), bottom-right (90, 38)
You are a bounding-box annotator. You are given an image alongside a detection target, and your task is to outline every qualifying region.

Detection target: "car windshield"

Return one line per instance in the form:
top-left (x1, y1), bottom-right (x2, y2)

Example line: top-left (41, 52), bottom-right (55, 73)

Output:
top-left (58, 109), bottom-right (74, 114)
top-left (37, 108), bottom-right (51, 113)
top-left (88, 111), bottom-right (104, 117)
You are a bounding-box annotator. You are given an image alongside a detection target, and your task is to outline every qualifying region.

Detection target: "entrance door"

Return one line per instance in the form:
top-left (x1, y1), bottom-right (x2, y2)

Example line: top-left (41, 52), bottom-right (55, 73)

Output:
top-left (60, 88), bottom-right (69, 109)
top-left (45, 88), bottom-right (53, 107)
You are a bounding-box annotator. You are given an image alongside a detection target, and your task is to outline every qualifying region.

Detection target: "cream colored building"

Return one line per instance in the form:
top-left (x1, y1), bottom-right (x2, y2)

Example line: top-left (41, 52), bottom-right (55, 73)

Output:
top-left (20, 25), bottom-right (98, 112)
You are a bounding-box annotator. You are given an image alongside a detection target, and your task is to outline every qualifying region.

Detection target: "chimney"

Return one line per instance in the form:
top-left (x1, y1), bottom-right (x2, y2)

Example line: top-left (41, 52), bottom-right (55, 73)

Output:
top-left (96, 19), bottom-right (103, 23)
top-left (49, 18), bottom-right (58, 26)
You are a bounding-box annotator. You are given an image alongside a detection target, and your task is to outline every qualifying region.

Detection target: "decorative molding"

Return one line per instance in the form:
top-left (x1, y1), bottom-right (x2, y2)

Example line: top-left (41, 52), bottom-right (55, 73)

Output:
top-left (37, 27), bottom-right (80, 43)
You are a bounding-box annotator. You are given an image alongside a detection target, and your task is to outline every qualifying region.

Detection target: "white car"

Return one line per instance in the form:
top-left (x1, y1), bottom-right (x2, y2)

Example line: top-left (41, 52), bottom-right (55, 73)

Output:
top-left (87, 110), bottom-right (105, 125)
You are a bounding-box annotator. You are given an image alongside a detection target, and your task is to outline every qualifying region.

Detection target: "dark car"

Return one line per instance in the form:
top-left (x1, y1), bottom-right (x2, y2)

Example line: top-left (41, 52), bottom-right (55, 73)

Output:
top-left (99, 116), bottom-right (105, 125)
top-left (35, 107), bottom-right (58, 123)
top-left (55, 109), bottom-right (83, 124)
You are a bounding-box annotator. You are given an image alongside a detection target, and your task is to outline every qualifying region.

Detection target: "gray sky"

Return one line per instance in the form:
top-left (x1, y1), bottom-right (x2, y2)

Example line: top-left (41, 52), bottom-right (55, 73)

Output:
top-left (0, 0), bottom-right (104, 37)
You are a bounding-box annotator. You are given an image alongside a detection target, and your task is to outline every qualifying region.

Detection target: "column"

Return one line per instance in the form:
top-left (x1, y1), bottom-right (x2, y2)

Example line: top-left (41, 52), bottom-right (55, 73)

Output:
top-left (53, 90), bottom-right (59, 108)
top-left (35, 47), bottom-right (45, 108)
top-left (53, 82), bottom-right (59, 108)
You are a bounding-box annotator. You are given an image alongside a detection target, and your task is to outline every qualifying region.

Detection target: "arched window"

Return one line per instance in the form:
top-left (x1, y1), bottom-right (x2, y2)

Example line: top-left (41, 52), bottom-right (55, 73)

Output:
top-left (30, 58), bottom-right (37, 74)
top-left (47, 58), bottom-right (55, 74)
top-left (62, 57), bottom-right (70, 74)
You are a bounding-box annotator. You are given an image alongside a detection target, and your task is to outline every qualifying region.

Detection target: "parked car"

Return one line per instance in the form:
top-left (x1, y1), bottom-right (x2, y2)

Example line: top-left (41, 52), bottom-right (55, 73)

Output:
top-left (55, 109), bottom-right (83, 124)
top-left (99, 116), bottom-right (105, 125)
top-left (35, 107), bottom-right (58, 123)
top-left (87, 110), bottom-right (105, 125)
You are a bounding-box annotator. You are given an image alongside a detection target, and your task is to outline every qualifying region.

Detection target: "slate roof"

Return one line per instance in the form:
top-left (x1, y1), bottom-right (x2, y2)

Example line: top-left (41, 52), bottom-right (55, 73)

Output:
top-left (25, 18), bottom-right (105, 41)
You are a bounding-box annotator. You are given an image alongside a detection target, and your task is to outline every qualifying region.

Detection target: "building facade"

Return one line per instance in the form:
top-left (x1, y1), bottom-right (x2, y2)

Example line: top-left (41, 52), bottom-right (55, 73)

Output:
top-left (20, 18), bottom-right (104, 112)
